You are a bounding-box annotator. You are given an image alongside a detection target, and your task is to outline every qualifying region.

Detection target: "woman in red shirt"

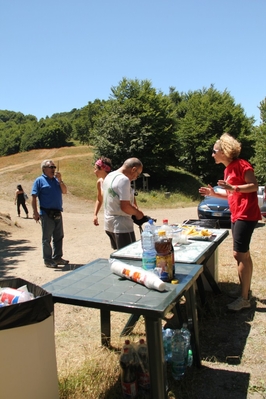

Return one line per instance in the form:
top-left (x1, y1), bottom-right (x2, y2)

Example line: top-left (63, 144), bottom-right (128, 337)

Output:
top-left (199, 133), bottom-right (261, 311)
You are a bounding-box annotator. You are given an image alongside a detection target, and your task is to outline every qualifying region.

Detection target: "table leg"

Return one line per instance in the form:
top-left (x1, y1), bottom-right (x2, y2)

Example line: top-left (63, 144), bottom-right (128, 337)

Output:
top-left (100, 309), bottom-right (111, 347)
top-left (203, 262), bottom-right (221, 295)
top-left (120, 314), bottom-right (140, 336)
top-left (196, 274), bottom-right (206, 306)
top-left (145, 317), bottom-right (167, 399)
top-left (184, 284), bottom-right (201, 368)
top-left (202, 246), bottom-right (221, 295)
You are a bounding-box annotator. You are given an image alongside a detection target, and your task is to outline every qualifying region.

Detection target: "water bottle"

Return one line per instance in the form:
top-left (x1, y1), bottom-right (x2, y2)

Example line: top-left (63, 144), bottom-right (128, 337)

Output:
top-left (171, 329), bottom-right (186, 380)
top-left (136, 339), bottom-right (150, 393)
top-left (120, 340), bottom-right (138, 398)
top-left (181, 323), bottom-right (193, 367)
top-left (162, 327), bottom-right (174, 362)
top-left (148, 218), bottom-right (156, 235)
top-left (141, 223), bottom-right (155, 250)
top-left (141, 224), bottom-right (156, 270)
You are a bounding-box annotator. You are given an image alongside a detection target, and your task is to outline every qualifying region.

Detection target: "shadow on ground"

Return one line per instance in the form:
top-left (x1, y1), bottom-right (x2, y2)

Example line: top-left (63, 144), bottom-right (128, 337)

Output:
top-left (166, 365), bottom-right (250, 399)
top-left (0, 230), bottom-right (36, 278)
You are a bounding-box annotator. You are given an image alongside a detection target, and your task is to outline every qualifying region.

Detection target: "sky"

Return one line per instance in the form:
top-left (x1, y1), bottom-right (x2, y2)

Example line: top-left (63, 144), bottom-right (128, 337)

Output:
top-left (1, 0), bottom-right (265, 125)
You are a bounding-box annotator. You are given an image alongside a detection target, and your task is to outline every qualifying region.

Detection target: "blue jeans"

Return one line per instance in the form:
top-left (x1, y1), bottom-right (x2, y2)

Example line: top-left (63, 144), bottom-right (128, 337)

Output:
top-left (41, 213), bottom-right (64, 261)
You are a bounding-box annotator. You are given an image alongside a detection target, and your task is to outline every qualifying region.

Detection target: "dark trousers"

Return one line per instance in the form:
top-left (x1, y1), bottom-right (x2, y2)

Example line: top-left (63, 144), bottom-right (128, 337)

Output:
top-left (17, 201), bottom-right (28, 216)
top-left (41, 213), bottom-right (64, 261)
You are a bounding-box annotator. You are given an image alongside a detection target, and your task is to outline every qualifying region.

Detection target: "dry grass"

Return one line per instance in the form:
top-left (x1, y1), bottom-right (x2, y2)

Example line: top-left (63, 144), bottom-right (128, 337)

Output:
top-left (0, 145), bottom-right (200, 209)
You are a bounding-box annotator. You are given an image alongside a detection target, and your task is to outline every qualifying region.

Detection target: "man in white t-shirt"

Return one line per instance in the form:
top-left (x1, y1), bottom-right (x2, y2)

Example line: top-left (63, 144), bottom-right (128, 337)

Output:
top-left (103, 157), bottom-right (144, 249)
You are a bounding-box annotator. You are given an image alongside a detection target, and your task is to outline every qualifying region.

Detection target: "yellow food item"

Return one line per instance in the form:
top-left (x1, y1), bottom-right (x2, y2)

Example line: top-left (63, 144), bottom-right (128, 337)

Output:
top-left (182, 226), bottom-right (212, 237)
top-left (201, 229), bottom-right (212, 237)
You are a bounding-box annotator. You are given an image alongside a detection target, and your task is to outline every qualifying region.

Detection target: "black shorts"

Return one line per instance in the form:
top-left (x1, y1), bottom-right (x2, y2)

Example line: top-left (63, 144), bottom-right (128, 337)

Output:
top-left (231, 220), bottom-right (257, 253)
top-left (105, 231), bottom-right (136, 250)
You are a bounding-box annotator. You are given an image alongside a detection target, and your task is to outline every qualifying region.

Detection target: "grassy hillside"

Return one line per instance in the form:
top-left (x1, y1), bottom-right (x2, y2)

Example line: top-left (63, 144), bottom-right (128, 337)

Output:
top-left (0, 146), bottom-right (202, 209)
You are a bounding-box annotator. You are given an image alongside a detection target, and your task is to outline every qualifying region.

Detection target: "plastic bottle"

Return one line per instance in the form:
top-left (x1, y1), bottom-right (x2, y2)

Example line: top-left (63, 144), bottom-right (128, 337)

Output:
top-left (162, 327), bottom-right (174, 362)
top-left (161, 219), bottom-right (173, 239)
top-left (141, 223), bottom-right (155, 251)
top-left (120, 340), bottom-right (138, 398)
top-left (148, 218), bottom-right (156, 236)
top-left (171, 329), bottom-right (186, 380)
top-left (160, 219), bottom-right (175, 277)
top-left (136, 338), bottom-right (150, 393)
top-left (154, 230), bottom-right (173, 282)
top-left (141, 224), bottom-right (157, 271)
top-left (187, 349), bottom-right (193, 367)
top-left (181, 323), bottom-right (193, 367)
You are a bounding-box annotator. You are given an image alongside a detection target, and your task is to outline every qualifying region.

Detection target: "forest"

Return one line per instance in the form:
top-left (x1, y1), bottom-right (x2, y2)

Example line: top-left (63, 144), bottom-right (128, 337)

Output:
top-left (1, 78), bottom-right (266, 185)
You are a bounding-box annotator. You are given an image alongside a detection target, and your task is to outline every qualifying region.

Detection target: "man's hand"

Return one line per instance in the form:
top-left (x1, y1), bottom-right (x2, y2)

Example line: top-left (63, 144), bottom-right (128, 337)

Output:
top-left (132, 215), bottom-right (156, 226)
top-left (33, 211), bottom-right (40, 222)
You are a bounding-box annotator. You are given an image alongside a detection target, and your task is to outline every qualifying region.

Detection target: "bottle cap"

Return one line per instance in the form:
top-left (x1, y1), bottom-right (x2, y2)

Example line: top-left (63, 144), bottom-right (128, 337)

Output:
top-left (163, 219), bottom-right (168, 224)
top-left (171, 279), bottom-right (179, 284)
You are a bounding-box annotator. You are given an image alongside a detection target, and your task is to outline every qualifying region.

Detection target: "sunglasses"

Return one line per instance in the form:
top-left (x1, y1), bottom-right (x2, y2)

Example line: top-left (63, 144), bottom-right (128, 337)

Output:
top-left (46, 165), bottom-right (56, 169)
top-left (212, 149), bottom-right (219, 154)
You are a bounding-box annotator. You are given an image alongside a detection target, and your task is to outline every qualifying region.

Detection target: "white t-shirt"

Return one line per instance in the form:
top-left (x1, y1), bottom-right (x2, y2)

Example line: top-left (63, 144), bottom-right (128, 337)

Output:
top-left (103, 171), bottom-right (135, 233)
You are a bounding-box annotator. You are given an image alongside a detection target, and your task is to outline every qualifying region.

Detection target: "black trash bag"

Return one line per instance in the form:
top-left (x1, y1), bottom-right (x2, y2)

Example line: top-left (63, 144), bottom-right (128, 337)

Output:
top-left (132, 215), bottom-right (157, 226)
top-left (0, 278), bottom-right (54, 331)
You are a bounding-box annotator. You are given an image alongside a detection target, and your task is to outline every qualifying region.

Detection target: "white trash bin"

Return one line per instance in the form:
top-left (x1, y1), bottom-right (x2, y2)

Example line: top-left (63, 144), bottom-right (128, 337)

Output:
top-left (0, 278), bottom-right (59, 399)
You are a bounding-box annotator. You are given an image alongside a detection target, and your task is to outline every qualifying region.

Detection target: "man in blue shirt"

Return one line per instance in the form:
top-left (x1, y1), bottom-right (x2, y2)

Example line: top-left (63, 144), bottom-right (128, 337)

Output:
top-left (31, 159), bottom-right (69, 268)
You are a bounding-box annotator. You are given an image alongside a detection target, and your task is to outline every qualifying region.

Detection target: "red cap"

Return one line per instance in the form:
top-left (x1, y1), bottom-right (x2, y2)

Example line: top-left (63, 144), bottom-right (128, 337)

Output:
top-left (163, 219), bottom-right (168, 224)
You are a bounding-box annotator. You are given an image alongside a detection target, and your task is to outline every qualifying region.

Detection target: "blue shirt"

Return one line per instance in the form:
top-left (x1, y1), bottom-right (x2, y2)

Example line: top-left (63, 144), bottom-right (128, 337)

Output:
top-left (31, 174), bottom-right (63, 214)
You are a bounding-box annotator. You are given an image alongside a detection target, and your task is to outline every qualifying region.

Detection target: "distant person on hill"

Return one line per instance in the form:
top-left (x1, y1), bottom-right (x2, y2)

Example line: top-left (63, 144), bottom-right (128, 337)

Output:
top-left (199, 132), bottom-right (261, 312)
top-left (14, 184), bottom-right (29, 218)
top-left (31, 159), bottom-right (69, 268)
top-left (93, 156), bottom-right (112, 226)
top-left (103, 157), bottom-right (144, 249)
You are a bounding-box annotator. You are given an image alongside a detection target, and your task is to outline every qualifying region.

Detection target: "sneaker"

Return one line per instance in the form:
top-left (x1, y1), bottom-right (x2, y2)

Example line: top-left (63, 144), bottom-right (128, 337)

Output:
top-left (44, 259), bottom-right (58, 268)
top-left (54, 257), bottom-right (69, 265)
top-left (227, 296), bottom-right (251, 311)
top-left (227, 288), bottom-right (252, 300)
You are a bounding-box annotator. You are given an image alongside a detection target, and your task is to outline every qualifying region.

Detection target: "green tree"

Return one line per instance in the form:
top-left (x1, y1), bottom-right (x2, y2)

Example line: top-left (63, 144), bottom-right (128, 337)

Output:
top-left (92, 78), bottom-right (176, 174)
top-left (72, 100), bottom-right (105, 144)
top-left (0, 121), bottom-right (21, 155)
top-left (20, 118), bottom-right (71, 151)
top-left (252, 98), bottom-right (266, 183)
top-left (170, 86), bottom-right (255, 184)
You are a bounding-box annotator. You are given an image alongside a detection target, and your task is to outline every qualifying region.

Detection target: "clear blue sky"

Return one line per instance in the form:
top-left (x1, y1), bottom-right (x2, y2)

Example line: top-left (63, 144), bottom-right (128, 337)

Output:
top-left (1, 0), bottom-right (265, 125)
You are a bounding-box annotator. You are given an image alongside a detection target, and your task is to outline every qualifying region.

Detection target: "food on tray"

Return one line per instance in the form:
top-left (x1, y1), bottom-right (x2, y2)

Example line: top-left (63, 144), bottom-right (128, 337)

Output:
top-left (182, 226), bottom-right (212, 237)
